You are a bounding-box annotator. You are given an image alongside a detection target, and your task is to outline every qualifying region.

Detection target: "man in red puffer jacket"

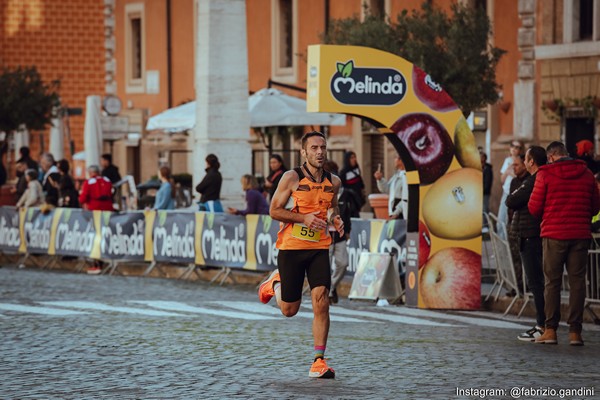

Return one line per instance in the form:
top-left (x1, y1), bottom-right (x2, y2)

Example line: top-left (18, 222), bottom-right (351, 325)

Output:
top-left (79, 165), bottom-right (114, 212)
top-left (528, 141), bottom-right (600, 346)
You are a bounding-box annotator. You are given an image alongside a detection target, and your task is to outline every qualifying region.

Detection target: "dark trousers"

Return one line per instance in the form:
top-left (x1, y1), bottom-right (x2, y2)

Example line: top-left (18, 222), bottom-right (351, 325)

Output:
top-left (508, 230), bottom-right (523, 287)
top-left (542, 238), bottom-right (590, 333)
top-left (483, 194), bottom-right (490, 227)
top-left (519, 236), bottom-right (545, 327)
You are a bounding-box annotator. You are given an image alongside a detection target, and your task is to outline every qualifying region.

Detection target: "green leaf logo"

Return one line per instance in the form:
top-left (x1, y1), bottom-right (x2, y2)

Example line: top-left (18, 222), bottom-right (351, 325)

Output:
top-left (337, 60), bottom-right (354, 78)
top-left (207, 213), bottom-right (214, 230)
top-left (262, 215), bottom-right (272, 234)
top-left (102, 211), bottom-right (111, 226)
top-left (386, 220), bottom-right (395, 239)
top-left (63, 209), bottom-right (72, 223)
top-left (158, 211), bottom-right (167, 227)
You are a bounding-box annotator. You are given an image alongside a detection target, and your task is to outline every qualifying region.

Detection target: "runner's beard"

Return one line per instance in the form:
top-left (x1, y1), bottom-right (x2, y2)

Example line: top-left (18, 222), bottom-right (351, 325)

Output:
top-left (306, 158), bottom-right (324, 170)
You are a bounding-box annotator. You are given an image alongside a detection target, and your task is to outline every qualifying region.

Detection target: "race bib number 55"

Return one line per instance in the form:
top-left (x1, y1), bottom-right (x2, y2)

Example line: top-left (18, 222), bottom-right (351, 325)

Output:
top-left (291, 224), bottom-right (321, 242)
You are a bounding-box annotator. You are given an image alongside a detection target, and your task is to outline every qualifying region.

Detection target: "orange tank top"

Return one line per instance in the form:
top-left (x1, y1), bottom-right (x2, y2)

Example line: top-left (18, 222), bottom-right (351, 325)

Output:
top-left (276, 167), bottom-right (335, 250)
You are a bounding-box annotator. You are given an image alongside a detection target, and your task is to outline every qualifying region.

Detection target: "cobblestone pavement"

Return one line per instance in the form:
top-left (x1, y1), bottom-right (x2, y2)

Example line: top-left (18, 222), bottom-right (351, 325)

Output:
top-left (1, 267), bottom-right (599, 400)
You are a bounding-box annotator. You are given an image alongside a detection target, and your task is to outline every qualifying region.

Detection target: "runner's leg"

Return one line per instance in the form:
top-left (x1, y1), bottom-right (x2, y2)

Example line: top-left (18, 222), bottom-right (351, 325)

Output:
top-left (311, 286), bottom-right (330, 352)
top-left (307, 250), bottom-right (331, 355)
top-left (277, 249), bottom-right (306, 317)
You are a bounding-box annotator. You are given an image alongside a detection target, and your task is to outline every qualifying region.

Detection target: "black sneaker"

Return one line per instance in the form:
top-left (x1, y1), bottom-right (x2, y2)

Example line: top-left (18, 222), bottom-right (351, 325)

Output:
top-left (329, 289), bottom-right (338, 304)
top-left (517, 326), bottom-right (544, 342)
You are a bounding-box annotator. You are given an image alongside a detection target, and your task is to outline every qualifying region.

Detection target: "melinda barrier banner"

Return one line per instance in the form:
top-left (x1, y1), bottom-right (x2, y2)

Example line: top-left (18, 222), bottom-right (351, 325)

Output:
top-left (0, 207), bottom-right (406, 274)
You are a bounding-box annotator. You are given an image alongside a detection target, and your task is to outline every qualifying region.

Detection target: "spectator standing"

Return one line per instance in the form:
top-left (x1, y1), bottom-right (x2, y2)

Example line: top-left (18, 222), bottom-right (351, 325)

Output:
top-left (79, 165), bottom-right (114, 212)
top-left (575, 139), bottom-right (598, 174)
top-left (481, 151), bottom-right (493, 232)
top-left (196, 154), bottom-right (223, 212)
top-left (498, 141), bottom-right (524, 231)
top-left (227, 174), bottom-right (269, 215)
top-left (505, 146), bottom-right (546, 341)
top-left (12, 160), bottom-right (28, 201)
top-left (80, 165), bottom-right (114, 275)
top-left (56, 159), bottom-right (79, 208)
top-left (18, 146), bottom-right (39, 171)
top-left (324, 160), bottom-right (352, 305)
top-left (339, 151), bottom-right (366, 216)
top-left (40, 153), bottom-right (59, 185)
top-left (16, 169), bottom-right (44, 208)
top-left (373, 154), bottom-right (408, 219)
top-left (264, 154), bottom-right (287, 201)
top-left (506, 155), bottom-right (529, 295)
top-left (528, 141), bottom-right (600, 345)
top-left (43, 172), bottom-right (60, 212)
top-left (154, 166), bottom-right (175, 210)
top-left (100, 154), bottom-right (122, 184)
top-left (39, 153), bottom-right (59, 211)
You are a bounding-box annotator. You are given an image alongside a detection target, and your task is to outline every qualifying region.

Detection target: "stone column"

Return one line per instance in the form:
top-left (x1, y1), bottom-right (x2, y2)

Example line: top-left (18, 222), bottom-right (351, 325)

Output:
top-left (194, 0), bottom-right (251, 205)
top-left (513, 0), bottom-right (536, 141)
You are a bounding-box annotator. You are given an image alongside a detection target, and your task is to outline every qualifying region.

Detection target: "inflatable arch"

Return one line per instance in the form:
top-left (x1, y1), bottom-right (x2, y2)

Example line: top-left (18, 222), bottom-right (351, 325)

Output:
top-left (307, 45), bottom-right (482, 310)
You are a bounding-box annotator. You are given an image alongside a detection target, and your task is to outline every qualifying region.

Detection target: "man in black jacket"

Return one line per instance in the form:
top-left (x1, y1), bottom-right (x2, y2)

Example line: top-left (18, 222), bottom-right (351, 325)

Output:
top-left (505, 146), bottom-right (547, 341)
top-left (481, 151), bottom-right (493, 232)
top-left (506, 155), bottom-right (529, 294)
top-left (101, 154), bottom-right (122, 184)
top-left (324, 160), bottom-right (353, 304)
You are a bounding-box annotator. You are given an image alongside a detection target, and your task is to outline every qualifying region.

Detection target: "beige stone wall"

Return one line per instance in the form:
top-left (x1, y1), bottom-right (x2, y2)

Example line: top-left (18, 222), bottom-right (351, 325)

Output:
top-left (538, 56), bottom-right (600, 146)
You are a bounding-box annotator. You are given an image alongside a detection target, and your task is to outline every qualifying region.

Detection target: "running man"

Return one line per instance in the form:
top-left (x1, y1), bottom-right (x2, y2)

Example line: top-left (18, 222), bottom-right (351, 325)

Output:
top-left (259, 131), bottom-right (344, 379)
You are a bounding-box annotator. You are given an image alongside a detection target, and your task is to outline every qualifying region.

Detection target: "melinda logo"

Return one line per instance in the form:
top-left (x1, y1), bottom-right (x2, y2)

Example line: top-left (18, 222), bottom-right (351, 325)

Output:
top-left (330, 60), bottom-right (406, 105)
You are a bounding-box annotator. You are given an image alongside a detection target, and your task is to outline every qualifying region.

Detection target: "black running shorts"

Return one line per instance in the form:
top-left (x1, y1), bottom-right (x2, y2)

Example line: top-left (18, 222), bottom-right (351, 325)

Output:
top-left (277, 249), bottom-right (331, 303)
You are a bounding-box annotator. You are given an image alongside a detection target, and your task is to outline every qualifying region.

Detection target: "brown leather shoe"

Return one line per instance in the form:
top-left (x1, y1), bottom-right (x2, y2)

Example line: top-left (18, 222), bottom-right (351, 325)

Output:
top-left (534, 327), bottom-right (557, 344)
top-left (569, 332), bottom-right (584, 346)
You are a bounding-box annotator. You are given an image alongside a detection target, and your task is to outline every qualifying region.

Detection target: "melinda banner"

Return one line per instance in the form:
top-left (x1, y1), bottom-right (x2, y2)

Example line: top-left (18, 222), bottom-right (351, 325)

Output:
top-left (152, 211), bottom-right (195, 263)
top-left (22, 208), bottom-right (54, 255)
top-left (50, 209), bottom-right (100, 258)
top-left (0, 207), bottom-right (405, 281)
top-left (0, 207), bottom-right (21, 252)
top-left (101, 211), bottom-right (145, 261)
top-left (347, 218), bottom-right (372, 275)
top-left (245, 214), bottom-right (280, 272)
top-left (307, 45), bottom-right (482, 309)
top-left (198, 213), bottom-right (247, 269)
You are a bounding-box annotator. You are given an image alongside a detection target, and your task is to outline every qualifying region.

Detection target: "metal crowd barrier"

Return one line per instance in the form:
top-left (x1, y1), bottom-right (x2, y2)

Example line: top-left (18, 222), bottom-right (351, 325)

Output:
top-left (485, 212), bottom-right (600, 322)
top-left (586, 234), bottom-right (600, 323)
top-left (0, 206), bottom-right (407, 287)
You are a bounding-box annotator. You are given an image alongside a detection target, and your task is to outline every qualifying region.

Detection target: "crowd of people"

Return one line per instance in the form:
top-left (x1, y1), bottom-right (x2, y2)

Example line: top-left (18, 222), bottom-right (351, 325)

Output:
top-left (490, 140), bottom-right (600, 346)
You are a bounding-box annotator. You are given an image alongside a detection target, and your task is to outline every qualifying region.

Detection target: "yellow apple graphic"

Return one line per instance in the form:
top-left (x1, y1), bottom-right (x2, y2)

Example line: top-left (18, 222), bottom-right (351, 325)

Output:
top-left (422, 168), bottom-right (482, 240)
top-left (454, 117), bottom-right (482, 171)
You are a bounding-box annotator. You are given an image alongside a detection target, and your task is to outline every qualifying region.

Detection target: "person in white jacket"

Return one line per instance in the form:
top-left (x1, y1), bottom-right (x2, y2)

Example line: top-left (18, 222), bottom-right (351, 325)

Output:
top-left (374, 155), bottom-right (408, 219)
top-left (16, 169), bottom-right (44, 208)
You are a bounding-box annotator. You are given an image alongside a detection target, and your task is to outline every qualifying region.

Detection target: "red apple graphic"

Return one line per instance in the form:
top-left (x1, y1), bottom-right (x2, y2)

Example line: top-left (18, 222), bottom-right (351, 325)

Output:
top-left (391, 113), bottom-right (454, 185)
top-left (412, 66), bottom-right (457, 112)
top-left (418, 220), bottom-right (431, 268)
top-left (420, 247), bottom-right (481, 310)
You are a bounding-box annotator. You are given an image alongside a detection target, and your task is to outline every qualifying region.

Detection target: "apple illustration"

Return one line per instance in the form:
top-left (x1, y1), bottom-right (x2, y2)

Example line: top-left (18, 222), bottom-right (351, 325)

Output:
top-left (454, 117), bottom-right (482, 170)
top-left (412, 66), bottom-right (457, 112)
top-left (420, 247), bottom-right (481, 309)
top-left (422, 167), bottom-right (482, 240)
top-left (391, 113), bottom-right (454, 185)
top-left (418, 220), bottom-right (431, 268)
